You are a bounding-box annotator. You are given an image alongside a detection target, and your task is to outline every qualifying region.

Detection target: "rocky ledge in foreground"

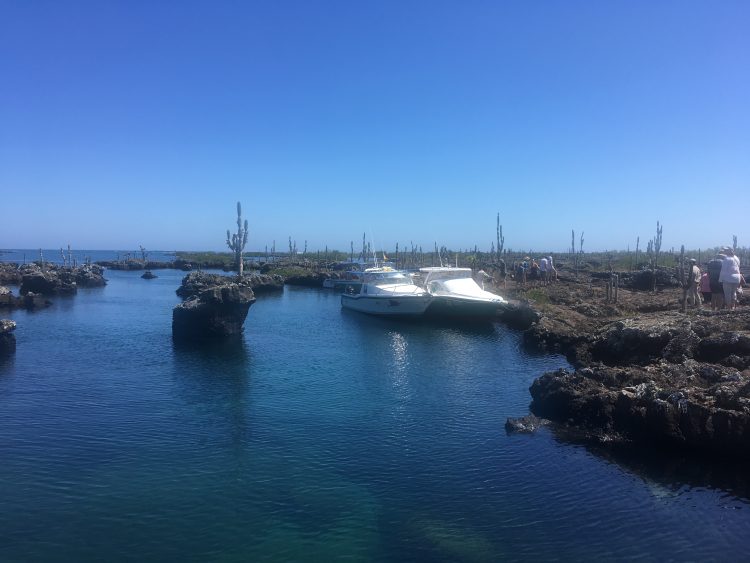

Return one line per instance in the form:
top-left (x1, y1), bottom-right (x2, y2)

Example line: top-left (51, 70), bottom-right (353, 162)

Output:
top-left (522, 308), bottom-right (750, 457)
top-left (172, 273), bottom-right (261, 340)
top-left (0, 319), bottom-right (17, 356)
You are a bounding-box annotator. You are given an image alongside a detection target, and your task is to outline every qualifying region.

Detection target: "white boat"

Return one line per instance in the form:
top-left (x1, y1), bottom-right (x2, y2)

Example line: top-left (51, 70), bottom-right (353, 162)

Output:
top-left (341, 267), bottom-right (432, 316)
top-left (419, 267), bottom-right (506, 319)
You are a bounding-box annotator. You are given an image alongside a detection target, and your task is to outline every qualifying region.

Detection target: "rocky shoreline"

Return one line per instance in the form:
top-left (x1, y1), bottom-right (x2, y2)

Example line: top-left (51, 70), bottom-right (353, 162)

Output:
top-left (501, 271), bottom-right (750, 458)
top-left (0, 262), bottom-right (107, 311)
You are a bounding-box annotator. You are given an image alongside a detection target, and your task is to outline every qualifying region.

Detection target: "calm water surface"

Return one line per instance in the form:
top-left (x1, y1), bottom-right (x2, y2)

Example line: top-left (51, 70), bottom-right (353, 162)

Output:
top-left (1, 269), bottom-right (749, 561)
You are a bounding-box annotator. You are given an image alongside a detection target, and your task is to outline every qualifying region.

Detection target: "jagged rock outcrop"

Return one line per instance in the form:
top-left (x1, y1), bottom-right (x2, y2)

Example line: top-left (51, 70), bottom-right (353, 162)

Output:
top-left (499, 301), bottom-right (541, 330)
top-left (283, 271), bottom-right (331, 287)
top-left (0, 286), bottom-right (50, 310)
top-left (74, 264), bottom-right (107, 287)
top-left (0, 286), bottom-right (13, 307)
top-left (172, 282), bottom-right (256, 339)
top-left (172, 271), bottom-right (286, 339)
top-left (524, 310), bottom-right (750, 456)
top-left (176, 271), bottom-right (283, 299)
top-left (530, 362), bottom-right (750, 456)
top-left (18, 264), bottom-right (106, 296)
top-left (0, 263), bottom-right (21, 284)
top-left (589, 269), bottom-right (681, 291)
top-left (0, 319), bottom-right (16, 356)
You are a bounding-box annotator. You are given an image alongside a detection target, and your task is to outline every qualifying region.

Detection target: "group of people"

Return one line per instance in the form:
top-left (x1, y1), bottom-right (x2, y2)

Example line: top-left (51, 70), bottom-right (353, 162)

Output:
top-left (688, 246), bottom-right (744, 311)
top-left (514, 256), bottom-right (557, 286)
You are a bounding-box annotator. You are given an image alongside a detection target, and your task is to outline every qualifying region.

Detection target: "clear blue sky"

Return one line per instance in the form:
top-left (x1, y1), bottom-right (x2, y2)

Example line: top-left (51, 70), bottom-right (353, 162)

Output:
top-left (1, 1), bottom-right (748, 253)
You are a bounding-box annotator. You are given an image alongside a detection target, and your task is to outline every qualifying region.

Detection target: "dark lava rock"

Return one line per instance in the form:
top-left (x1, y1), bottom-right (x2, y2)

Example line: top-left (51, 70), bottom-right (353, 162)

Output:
top-left (250, 273), bottom-right (286, 294)
top-left (176, 271), bottom-right (283, 299)
top-left (20, 270), bottom-right (75, 295)
top-left (18, 264), bottom-right (106, 296)
top-left (623, 269), bottom-right (681, 291)
top-left (0, 286), bottom-right (13, 307)
top-left (0, 263), bottom-right (21, 284)
top-left (74, 264), bottom-right (107, 287)
top-left (499, 300), bottom-right (540, 330)
top-left (173, 282), bottom-right (256, 340)
top-left (284, 271), bottom-right (330, 287)
top-left (0, 286), bottom-right (50, 310)
top-left (141, 270), bottom-right (157, 279)
top-left (529, 363), bottom-right (750, 457)
top-left (0, 319), bottom-right (16, 356)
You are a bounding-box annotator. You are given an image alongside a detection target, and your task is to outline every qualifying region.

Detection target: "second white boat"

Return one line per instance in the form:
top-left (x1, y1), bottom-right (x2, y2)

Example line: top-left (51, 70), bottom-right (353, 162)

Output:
top-left (420, 267), bottom-right (506, 319)
top-left (341, 267), bottom-right (432, 317)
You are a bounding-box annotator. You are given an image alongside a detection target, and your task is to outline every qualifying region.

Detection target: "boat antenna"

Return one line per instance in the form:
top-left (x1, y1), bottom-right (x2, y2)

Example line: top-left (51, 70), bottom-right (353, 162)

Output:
top-left (369, 228), bottom-right (378, 267)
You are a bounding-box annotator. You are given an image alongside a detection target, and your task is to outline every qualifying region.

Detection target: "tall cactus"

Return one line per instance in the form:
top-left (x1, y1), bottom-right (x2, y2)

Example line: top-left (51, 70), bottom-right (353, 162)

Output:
top-left (226, 201), bottom-right (248, 277)
top-left (654, 221), bottom-right (663, 268)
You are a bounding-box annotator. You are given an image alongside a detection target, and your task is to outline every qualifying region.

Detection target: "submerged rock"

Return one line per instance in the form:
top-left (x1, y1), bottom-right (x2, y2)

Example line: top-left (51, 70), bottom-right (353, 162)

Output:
top-left (172, 280), bottom-right (256, 340)
top-left (0, 319), bottom-right (16, 356)
top-left (505, 415), bottom-right (550, 434)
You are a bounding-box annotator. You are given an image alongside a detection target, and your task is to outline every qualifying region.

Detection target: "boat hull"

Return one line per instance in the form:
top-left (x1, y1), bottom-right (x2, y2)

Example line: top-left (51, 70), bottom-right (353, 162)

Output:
top-left (341, 294), bottom-right (432, 316)
top-left (425, 295), bottom-right (504, 319)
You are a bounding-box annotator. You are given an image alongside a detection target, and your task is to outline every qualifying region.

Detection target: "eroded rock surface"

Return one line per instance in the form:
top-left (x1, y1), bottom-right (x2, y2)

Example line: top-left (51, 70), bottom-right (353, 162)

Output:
top-left (523, 304), bottom-right (750, 455)
top-left (172, 275), bottom-right (259, 340)
top-left (18, 264), bottom-right (106, 296)
top-left (0, 319), bottom-right (17, 356)
top-left (176, 271), bottom-right (283, 299)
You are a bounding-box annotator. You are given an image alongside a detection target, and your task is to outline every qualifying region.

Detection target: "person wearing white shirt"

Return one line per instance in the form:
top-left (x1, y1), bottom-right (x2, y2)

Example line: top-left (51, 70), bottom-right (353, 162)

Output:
top-left (719, 246), bottom-right (741, 310)
top-left (539, 257), bottom-right (548, 285)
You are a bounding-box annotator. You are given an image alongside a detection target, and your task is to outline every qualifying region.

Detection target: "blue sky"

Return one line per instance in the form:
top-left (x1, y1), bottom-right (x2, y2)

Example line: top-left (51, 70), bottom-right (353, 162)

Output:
top-left (1, 1), bottom-right (748, 253)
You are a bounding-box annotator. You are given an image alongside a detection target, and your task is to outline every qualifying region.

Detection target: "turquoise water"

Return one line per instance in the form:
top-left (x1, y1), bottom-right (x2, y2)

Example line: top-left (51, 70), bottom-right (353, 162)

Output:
top-left (1, 269), bottom-right (749, 561)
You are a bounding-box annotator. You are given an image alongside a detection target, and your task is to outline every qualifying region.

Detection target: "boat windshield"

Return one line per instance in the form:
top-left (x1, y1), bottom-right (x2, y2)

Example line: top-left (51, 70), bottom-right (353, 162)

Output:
top-left (423, 268), bottom-right (473, 282)
top-left (365, 271), bottom-right (413, 284)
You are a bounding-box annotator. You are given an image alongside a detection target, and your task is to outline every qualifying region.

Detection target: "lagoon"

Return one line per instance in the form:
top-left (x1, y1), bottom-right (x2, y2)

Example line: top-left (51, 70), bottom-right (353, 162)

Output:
top-left (1, 268), bottom-right (749, 561)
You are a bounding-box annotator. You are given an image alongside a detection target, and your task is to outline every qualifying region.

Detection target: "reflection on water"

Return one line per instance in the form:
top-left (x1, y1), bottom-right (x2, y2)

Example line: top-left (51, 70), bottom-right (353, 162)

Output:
top-left (575, 439), bottom-right (750, 504)
top-left (171, 338), bottom-right (251, 453)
